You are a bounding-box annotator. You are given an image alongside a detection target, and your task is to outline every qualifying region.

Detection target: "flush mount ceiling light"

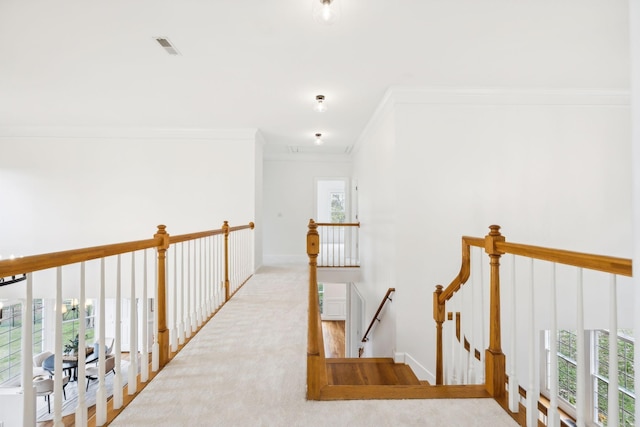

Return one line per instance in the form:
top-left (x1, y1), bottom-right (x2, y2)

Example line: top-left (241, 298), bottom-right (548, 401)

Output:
top-left (313, 0), bottom-right (340, 25)
top-left (314, 95), bottom-right (327, 112)
top-left (314, 133), bottom-right (324, 145)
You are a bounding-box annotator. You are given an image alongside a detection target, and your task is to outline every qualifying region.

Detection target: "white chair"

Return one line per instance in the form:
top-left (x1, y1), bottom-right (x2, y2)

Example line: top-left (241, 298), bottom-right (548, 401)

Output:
top-left (85, 354), bottom-right (116, 391)
top-left (32, 351), bottom-right (53, 376)
top-left (33, 377), bottom-right (54, 413)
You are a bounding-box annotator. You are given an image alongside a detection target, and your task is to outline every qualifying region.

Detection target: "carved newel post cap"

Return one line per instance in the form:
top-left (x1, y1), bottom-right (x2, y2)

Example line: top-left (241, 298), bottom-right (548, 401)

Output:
top-left (156, 224), bottom-right (167, 233)
top-left (488, 225), bottom-right (501, 236)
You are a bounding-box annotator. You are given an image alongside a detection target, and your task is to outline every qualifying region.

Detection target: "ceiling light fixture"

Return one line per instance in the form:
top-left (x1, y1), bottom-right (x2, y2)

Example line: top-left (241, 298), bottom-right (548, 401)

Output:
top-left (314, 95), bottom-right (327, 112)
top-left (313, 0), bottom-right (340, 25)
top-left (314, 133), bottom-right (324, 145)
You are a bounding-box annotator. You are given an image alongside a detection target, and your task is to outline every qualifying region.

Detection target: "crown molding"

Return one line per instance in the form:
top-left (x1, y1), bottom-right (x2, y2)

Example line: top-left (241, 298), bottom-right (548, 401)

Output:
top-left (0, 126), bottom-right (259, 141)
top-left (353, 86), bottom-right (631, 155)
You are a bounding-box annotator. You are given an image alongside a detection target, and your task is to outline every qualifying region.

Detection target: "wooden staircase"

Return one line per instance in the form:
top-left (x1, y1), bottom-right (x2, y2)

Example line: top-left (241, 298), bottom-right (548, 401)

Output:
top-left (316, 357), bottom-right (490, 400)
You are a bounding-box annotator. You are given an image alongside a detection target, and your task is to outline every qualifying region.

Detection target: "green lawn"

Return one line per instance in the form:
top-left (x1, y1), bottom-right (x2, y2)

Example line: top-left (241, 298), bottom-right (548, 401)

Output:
top-left (0, 312), bottom-right (95, 384)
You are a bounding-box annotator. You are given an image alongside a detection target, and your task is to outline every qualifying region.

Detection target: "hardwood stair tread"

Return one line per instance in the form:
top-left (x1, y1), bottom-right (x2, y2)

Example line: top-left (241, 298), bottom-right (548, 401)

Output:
top-left (326, 358), bottom-right (421, 386)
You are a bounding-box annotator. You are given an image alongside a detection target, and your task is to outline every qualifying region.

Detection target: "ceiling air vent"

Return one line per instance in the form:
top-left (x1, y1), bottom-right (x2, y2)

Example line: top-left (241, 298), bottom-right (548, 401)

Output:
top-left (155, 37), bottom-right (181, 56)
top-left (287, 146), bottom-right (300, 153)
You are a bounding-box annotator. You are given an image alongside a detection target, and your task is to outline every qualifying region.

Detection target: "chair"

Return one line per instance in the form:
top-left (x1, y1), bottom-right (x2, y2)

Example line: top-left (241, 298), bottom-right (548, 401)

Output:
top-left (86, 337), bottom-right (115, 365)
top-left (85, 354), bottom-right (116, 391)
top-left (33, 351), bottom-right (53, 376)
top-left (33, 377), bottom-right (54, 413)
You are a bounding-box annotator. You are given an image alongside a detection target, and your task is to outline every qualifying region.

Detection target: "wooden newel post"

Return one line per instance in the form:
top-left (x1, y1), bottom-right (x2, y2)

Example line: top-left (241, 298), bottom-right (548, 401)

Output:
top-left (223, 221), bottom-right (230, 302)
top-left (154, 225), bottom-right (171, 368)
top-left (484, 224), bottom-right (506, 398)
top-left (433, 285), bottom-right (445, 385)
top-left (307, 219), bottom-right (326, 399)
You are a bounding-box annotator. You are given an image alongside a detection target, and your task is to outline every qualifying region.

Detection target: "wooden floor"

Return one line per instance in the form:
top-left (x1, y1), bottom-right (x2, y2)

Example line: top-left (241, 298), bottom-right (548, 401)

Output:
top-left (322, 320), bottom-right (345, 358)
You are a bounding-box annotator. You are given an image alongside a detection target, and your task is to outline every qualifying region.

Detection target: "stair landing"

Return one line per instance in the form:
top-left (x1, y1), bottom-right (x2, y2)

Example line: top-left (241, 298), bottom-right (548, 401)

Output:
top-left (326, 357), bottom-right (421, 386)
top-left (319, 357), bottom-right (490, 400)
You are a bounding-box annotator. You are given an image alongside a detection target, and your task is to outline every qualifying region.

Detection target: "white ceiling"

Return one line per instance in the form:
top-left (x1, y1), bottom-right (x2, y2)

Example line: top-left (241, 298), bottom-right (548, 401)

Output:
top-left (0, 1), bottom-right (629, 158)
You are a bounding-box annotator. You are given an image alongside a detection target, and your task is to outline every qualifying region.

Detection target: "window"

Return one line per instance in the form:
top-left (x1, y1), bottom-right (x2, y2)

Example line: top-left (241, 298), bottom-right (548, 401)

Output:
top-left (61, 299), bottom-right (96, 353)
top-left (544, 330), bottom-right (635, 427)
top-left (318, 283), bottom-right (324, 314)
top-left (0, 300), bottom-right (44, 384)
top-left (330, 192), bottom-right (345, 223)
top-left (593, 330), bottom-right (635, 426)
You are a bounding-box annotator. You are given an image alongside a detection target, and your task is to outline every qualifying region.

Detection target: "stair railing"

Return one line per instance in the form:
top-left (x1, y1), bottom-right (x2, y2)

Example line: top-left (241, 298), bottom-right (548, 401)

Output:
top-left (360, 288), bottom-right (395, 348)
top-left (0, 220), bottom-right (254, 426)
top-left (306, 219), bottom-right (328, 399)
top-left (434, 225), bottom-right (632, 426)
top-left (315, 222), bottom-right (360, 267)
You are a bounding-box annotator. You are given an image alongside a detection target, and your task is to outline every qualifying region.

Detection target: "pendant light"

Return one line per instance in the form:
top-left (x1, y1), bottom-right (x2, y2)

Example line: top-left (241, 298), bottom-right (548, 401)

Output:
top-left (314, 133), bottom-right (324, 145)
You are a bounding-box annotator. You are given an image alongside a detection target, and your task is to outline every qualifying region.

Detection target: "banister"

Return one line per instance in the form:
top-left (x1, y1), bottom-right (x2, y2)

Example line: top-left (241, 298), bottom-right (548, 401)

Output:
top-left (361, 287), bottom-right (395, 343)
top-left (434, 224), bottom-right (633, 404)
top-left (495, 241), bottom-right (632, 276)
top-left (0, 237), bottom-right (162, 278)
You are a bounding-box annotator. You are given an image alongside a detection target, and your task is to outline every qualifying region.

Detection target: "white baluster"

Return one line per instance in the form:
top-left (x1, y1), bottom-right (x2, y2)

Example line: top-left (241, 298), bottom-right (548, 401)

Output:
top-left (75, 263), bottom-right (87, 427)
top-left (96, 259), bottom-right (107, 425)
top-left (128, 252), bottom-right (138, 395)
top-left (548, 264), bottom-right (559, 427)
top-left (208, 235), bottom-right (213, 315)
top-left (608, 275), bottom-right (619, 427)
top-left (576, 268), bottom-right (586, 426)
top-left (468, 250), bottom-right (477, 385)
top-left (508, 254), bottom-right (519, 412)
top-left (22, 273), bottom-right (35, 426)
top-left (526, 259), bottom-right (539, 427)
top-left (141, 250), bottom-right (149, 382)
top-left (113, 255), bottom-right (123, 409)
top-left (178, 242), bottom-right (186, 345)
top-left (199, 238), bottom-right (204, 325)
top-left (170, 246), bottom-right (178, 352)
top-left (478, 246), bottom-right (485, 384)
top-left (54, 267), bottom-right (63, 426)
top-left (152, 252), bottom-right (160, 372)
top-left (190, 240), bottom-right (197, 334)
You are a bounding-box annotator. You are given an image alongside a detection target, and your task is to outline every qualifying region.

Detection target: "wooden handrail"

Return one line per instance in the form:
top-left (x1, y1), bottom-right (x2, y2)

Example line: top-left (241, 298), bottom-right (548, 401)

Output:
top-left (0, 237), bottom-right (162, 278)
top-left (361, 288), bottom-right (395, 343)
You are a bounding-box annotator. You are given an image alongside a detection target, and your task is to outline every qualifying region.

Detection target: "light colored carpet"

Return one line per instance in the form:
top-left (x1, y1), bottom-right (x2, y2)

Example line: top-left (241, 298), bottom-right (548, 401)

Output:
top-left (111, 264), bottom-right (518, 427)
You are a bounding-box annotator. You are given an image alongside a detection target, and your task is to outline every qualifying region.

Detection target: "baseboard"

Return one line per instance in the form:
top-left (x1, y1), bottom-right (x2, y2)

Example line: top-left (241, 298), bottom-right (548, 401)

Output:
top-left (394, 352), bottom-right (435, 384)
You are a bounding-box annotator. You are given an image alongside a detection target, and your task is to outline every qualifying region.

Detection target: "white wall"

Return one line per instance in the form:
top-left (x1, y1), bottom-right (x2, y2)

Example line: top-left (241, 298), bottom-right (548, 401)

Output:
top-left (262, 157), bottom-right (351, 263)
top-left (353, 88), bottom-right (632, 382)
top-left (0, 129), bottom-right (259, 259)
top-left (352, 102), bottom-right (398, 359)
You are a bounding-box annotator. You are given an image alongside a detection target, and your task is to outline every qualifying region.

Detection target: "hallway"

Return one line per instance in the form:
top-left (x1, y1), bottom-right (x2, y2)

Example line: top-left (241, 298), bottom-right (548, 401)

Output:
top-left (111, 264), bottom-right (517, 427)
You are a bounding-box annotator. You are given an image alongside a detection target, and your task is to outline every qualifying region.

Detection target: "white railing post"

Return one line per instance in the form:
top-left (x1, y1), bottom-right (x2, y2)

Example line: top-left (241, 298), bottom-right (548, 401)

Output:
top-left (508, 254), bottom-right (519, 413)
top-left (96, 259), bottom-right (107, 425)
top-left (113, 255), bottom-right (123, 409)
top-left (128, 252), bottom-right (138, 395)
top-left (75, 262), bottom-right (88, 427)
top-left (576, 268), bottom-right (587, 426)
top-left (608, 274), bottom-right (619, 427)
top-left (140, 250), bottom-right (149, 382)
top-left (53, 267), bottom-right (63, 427)
top-left (548, 263), bottom-right (559, 427)
top-left (178, 242), bottom-right (186, 345)
top-left (22, 273), bottom-right (35, 426)
top-left (526, 259), bottom-right (538, 427)
top-left (170, 246), bottom-right (178, 352)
